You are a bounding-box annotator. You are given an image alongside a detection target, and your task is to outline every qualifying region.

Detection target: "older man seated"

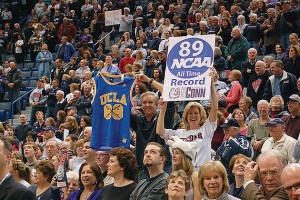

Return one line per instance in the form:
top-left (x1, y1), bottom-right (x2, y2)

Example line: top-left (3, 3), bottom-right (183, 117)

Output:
top-left (242, 150), bottom-right (289, 199)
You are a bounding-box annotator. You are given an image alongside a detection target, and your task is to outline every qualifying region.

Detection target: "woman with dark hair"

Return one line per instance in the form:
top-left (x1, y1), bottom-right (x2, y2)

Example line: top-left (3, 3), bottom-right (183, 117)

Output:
top-left (14, 34), bottom-right (25, 64)
top-left (29, 160), bottom-right (56, 200)
top-left (132, 83), bottom-right (148, 110)
top-left (256, 0), bottom-right (268, 23)
top-left (9, 159), bottom-right (32, 187)
top-left (44, 22), bottom-right (58, 53)
top-left (79, 115), bottom-right (92, 137)
top-left (217, 17), bottom-right (232, 46)
top-left (285, 45), bottom-right (300, 79)
top-left (67, 162), bottom-right (103, 200)
top-left (98, 147), bottom-right (137, 200)
top-left (153, 68), bottom-right (163, 84)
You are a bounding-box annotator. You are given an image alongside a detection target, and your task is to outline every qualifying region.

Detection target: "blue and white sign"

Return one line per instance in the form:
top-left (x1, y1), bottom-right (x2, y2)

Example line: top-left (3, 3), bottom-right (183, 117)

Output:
top-left (162, 35), bottom-right (215, 101)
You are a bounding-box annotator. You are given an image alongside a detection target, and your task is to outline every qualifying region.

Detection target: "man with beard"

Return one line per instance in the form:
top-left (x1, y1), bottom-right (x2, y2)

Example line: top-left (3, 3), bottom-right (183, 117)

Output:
top-left (130, 142), bottom-right (168, 200)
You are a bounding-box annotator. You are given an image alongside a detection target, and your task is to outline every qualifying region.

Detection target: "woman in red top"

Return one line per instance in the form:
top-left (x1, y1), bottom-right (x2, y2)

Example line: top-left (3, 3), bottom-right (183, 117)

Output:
top-left (224, 70), bottom-right (243, 113)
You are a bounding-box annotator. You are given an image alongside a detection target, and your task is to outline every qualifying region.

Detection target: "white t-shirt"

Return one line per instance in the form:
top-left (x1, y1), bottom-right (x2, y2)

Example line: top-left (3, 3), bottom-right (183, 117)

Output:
top-left (163, 119), bottom-right (217, 170)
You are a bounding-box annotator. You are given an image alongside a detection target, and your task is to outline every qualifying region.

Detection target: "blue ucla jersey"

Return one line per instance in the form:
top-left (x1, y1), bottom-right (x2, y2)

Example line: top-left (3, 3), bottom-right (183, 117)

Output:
top-left (91, 74), bottom-right (135, 150)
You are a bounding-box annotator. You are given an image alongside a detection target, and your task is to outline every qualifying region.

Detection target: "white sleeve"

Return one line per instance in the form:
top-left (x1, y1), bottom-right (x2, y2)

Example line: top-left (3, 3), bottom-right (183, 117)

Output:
top-left (203, 119), bottom-right (217, 138)
top-left (162, 129), bottom-right (178, 142)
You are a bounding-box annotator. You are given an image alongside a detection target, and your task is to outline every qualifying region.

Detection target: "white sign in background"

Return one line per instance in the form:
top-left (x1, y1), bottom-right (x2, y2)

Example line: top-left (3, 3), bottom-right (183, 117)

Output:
top-left (162, 35), bottom-right (215, 101)
top-left (105, 10), bottom-right (122, 26)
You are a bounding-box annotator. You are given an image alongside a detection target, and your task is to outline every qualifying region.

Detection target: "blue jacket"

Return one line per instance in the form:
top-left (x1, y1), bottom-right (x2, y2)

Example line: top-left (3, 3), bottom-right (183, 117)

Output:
top-left (55, 42), bottom-right (77, 63)
top-left (263, 70), bottom-right (298, 106)
top-left (36, 50), bottom-right (53, 69)
top-left (216, 133), bottom-right (253, 172)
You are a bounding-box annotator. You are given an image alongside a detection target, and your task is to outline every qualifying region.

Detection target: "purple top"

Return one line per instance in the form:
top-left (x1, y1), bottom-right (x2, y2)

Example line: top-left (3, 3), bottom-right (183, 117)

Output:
top-left (67, 189), bottom-right (101, 200)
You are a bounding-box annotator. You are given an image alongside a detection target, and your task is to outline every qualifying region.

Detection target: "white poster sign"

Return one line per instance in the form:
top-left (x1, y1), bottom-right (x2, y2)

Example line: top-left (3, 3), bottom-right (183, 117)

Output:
top-left (162, 35), bottom-right (215, 101)
top-left (105, 10), bottom-right (122, 26)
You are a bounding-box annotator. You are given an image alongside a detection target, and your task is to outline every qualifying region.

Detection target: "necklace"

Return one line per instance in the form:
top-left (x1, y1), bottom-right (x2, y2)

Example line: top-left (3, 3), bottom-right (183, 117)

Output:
top-left (82, 190), bottom-right (93, 200)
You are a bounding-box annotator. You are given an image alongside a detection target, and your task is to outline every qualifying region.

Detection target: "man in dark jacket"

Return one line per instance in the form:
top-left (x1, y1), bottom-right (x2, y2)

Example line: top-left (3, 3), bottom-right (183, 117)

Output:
top-left (225, 27), bottom-right (249, 70)
top-left (263, 60), bottom-right (298, 107)
top-left (43, 78), bottom-right (60, 118)
top-left (0, 135), bottom-right (36, 200)
top-left (147, 30), bottom-right (161, 51)
top-left (5, 62), bottom-right (22, 114)
top-left (15, 115), bottom-right (33, 143)
top-left (241, 48), bottom-right (257, 88)
top-left (247, 61), bottom-right (271, 110)
top-left (74, 85), bottom-right (93, 116)
top-left (216, 118), bottom-right (253, 182)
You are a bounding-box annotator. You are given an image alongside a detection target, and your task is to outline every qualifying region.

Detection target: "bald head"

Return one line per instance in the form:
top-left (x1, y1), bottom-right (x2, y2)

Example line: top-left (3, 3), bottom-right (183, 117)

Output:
top-left (281, 163), bottom-right (300, 199)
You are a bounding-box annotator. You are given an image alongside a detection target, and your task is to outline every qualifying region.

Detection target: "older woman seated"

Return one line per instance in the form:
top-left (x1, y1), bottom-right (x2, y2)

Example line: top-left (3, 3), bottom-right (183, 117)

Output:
top-left (166, 170), bottom-right (191, 200)
top-left (198, 160), bottom-right (240, 199)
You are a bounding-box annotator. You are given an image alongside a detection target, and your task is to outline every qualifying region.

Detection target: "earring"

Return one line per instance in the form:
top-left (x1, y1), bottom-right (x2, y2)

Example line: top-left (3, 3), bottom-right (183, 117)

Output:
top-left (95, 180), bottom-right (98, 185)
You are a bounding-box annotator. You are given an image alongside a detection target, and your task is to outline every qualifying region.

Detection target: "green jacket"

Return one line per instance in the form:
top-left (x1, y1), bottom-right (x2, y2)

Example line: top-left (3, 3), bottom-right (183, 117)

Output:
top-left (225, 35), bottom-right (249, 70)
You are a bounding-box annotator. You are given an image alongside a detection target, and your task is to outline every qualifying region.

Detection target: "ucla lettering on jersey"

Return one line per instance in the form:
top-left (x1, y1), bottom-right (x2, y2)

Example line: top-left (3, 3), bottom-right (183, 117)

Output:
top-left (91, 73), bottom-right (135, 150)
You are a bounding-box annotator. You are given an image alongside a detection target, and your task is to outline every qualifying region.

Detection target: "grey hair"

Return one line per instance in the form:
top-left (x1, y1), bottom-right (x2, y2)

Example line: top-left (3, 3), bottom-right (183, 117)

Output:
top-left (66, 171), bottom-right (79, 180)
top-left (263, 55), bottom-right (274, 63)
top-left (249, 13), bottom-right (257, 20)
top-left (195, 13), bottom-right (202, 18)
top-left (84, 126), bottom-right (92, 133)
top-left (237, 15), bottom-right (245, 20)
top-left (60, 141), bottom-right (71, 149)
top-left (215, 36), bottom-right (223, 45)
top-left (214, 47), bottom-right (222, 57)
top-left (257, 99), bottom-right (270, 109)
top-left (257, 150), bottom-right (288, 168)
top-left (200, 20), bottom-right (207, 26)
top-left (141, 91), bottom-right (159, 105)
top-left (255, 60), bottom-right (266, 68)
top-left (56, 90), bottom-right (64, 96)
top-left (248, 48), bottom-right (257, 54)
top-left (267, 8), bottom-right (275, 13)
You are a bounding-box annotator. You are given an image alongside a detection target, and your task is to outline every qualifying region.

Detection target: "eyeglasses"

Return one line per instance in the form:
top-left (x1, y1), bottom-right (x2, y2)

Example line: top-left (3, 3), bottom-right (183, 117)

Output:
top-left (285, 182), bottom-right (300, 192)
top-left (260, 170), bottom-right (279, 178)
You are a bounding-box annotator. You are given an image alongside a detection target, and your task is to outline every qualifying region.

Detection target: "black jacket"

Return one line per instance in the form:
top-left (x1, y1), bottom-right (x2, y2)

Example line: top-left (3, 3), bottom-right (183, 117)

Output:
top-left (0, 175), bottom-right (35, 200)
top-left (247, 71), bottom-right (271, 109)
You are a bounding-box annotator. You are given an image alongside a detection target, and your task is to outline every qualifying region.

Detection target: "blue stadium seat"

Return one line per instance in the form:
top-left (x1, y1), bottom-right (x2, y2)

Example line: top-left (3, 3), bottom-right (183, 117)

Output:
top-left (23, 62), bottom-right (35, 69)
top-left (21, 80), bottom-right (29, 89)
top-left (21, 69), bottom-right (31, 79)
top-left (31, 68), bottom-right (39, 79)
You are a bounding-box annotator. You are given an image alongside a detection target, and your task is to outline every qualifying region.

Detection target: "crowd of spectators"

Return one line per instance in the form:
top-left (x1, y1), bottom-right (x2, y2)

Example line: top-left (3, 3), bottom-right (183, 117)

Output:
top-left (0, 0), bottom-right (300, 199)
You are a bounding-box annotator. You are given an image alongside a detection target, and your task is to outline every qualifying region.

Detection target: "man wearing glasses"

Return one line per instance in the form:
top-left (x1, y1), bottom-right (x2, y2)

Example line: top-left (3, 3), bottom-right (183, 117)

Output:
top-left (281, 163), bottom-right (300, 200)
top-left (96, 151), bottom-right (114, 186)
top-left (242, 150), bottom-right (289, 199)
top-left (261, 118), bottom-right (296, 162)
